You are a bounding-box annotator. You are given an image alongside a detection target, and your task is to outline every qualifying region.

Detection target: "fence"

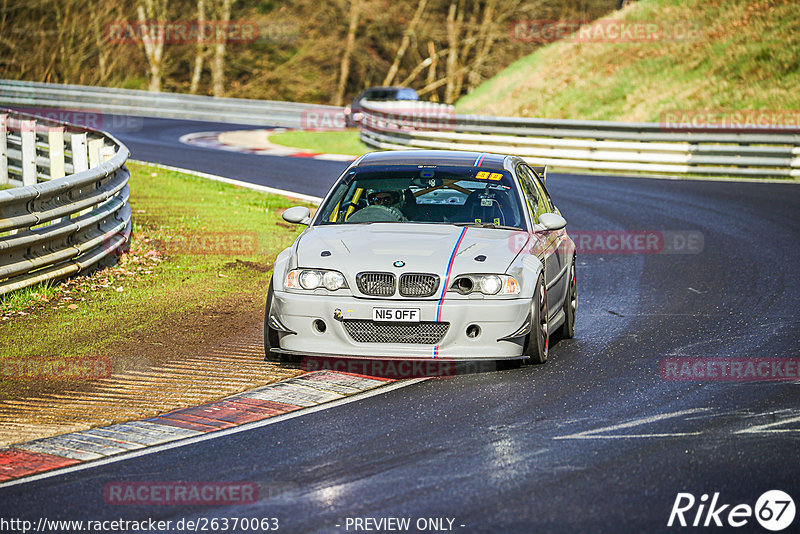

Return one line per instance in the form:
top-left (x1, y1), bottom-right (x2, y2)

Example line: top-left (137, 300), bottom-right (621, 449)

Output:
top-left (0, 109), bottom-right (131, 296)
top-left (358, 101), bottom-right (800, 178)
top-left (0, 79), bottom-right (342, 128)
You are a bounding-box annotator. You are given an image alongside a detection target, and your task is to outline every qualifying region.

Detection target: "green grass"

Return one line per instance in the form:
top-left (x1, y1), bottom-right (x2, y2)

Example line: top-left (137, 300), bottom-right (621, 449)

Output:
top-left (0, 162), bottom-right (310, 396)
top-left (0, 280), bottom-right (61, 313)
top-left (457, 0), bottom-right (800, 121)
top-left (268, 129), bottom-right (373, 156)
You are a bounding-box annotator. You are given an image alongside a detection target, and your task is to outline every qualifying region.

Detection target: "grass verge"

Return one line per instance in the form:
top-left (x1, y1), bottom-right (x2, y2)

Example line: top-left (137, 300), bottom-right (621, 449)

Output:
top-left (268, 128), bottom-right (372, 156)
top-left (0, 161), bottom-right (312, 399)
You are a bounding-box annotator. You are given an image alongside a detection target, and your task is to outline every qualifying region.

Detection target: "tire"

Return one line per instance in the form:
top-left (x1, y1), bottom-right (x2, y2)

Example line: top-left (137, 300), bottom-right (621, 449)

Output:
top-left (524, 273), bottom-right (549, 364)
top-left (264, 279), bottom-right (281, 362)
top-left (557, 256), bottom-right (577, 340)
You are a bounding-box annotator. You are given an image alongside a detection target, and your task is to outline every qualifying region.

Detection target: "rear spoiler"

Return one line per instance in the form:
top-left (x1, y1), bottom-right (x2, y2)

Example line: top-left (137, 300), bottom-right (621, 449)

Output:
top-left (530, 165), bottom-right (547, 184)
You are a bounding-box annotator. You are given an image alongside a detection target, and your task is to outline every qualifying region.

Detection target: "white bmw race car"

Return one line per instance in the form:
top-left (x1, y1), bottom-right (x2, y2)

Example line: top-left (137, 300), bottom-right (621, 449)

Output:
top-left (265, 150), bottom-right (576, 364)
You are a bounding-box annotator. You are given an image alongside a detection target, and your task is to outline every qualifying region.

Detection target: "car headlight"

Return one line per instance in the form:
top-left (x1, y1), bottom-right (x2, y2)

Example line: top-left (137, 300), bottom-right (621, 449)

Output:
top-left (450, 274), bottom-right (520, 295)
top-left (480, 275), bottom-right (502, 295)
top-left (286, 269), bottom-right (348, 291)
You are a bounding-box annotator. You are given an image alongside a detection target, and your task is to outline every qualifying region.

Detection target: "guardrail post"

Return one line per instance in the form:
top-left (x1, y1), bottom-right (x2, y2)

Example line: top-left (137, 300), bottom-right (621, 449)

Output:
top-left (20, 120), bottom-right (37, 186)
top-left (71, 132), bottom-right (88, 173)
top-left (0, 114), bottom-right (7, 186)
top-left (88, 138), bottom-right (103, 168)
top-left (101, 145), bottom-right (115, 162)
top-left (48, 127), bottom-right (65, 180)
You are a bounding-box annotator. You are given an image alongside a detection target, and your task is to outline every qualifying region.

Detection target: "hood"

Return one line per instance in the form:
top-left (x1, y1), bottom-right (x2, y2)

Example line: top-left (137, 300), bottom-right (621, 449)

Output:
top-left (296, 223), bottom-right (526, 282)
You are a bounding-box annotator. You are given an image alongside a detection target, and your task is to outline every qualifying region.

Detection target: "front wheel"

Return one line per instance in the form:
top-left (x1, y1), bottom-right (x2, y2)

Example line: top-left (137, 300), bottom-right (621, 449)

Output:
top-left (524, 273), bottom-right (549, 364)
top-left (264, 279), bottom-right (280, 362)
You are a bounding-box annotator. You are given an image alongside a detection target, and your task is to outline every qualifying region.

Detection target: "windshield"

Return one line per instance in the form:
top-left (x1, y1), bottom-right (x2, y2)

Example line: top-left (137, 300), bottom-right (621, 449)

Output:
top-left (316, 165), bottom-right (526, 230)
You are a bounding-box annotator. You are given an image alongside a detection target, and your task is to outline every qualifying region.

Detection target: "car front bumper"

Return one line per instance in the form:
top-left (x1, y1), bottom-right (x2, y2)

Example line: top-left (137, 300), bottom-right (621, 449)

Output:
top-left (270, 290), bottom-right (531, 360)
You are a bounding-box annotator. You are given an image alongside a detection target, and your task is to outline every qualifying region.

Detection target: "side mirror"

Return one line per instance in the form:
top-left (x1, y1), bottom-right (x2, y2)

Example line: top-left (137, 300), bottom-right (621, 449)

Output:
top-left (535, 212), bottom-right (567, 232)
top-left (282, 206), bottom-right (312, 225)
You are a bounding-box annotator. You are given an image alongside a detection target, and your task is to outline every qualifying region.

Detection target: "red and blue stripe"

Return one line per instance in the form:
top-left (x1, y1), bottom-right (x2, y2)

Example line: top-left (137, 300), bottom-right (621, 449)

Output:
top-left (432, 227), bottom-right (468, 357)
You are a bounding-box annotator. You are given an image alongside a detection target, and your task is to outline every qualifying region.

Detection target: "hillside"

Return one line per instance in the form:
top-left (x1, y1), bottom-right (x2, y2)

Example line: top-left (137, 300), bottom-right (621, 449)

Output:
top-left (456, 0), bottom-right (800, 122)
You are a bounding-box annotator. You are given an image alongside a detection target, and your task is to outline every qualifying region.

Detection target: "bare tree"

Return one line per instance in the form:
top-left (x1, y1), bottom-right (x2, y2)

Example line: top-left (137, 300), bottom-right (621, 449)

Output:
top-left (425, 40), bottom-right (438, 102)
top-left (211, 0), bottom-right (233, 97)
top-left (137, 0), bottom-right (168, 92)
top-left (443, 0), bottom-right (459, 103)
top-left (382, 0), bottom-right (428, 86)
top-left (190, 0), bottom-right (206, 94)
top-left (461, 0), bottom-right (494, 93)
top-left (334, 0), bottom-right (361, 106)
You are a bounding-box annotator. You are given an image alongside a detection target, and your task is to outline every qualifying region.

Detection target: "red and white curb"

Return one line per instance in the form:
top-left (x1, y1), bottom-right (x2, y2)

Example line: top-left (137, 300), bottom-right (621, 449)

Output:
top-left (180, 130), bottom-right (356, 162)
top-left (0, 371), bottom-right (393, 484)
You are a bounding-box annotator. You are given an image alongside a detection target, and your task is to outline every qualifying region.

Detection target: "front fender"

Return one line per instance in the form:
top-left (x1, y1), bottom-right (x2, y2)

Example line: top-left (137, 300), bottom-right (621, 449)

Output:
top-left (506, 253), bottom-right (543, 300)
top-left (272, 244), bottom-right (297, 291)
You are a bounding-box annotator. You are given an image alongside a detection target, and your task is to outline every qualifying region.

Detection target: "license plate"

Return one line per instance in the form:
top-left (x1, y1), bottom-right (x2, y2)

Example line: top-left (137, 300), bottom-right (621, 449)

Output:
top-left (373, 308), bottom-right (421, 322)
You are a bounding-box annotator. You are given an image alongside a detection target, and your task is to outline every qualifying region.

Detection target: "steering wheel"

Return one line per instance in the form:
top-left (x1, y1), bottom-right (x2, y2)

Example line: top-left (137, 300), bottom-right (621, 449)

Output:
top-left (346, 204), bottom-right (407, 223)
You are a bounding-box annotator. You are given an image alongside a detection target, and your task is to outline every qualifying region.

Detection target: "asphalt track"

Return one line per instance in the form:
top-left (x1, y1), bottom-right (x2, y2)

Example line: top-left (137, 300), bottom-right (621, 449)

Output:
top-left (109, 115), bottom-right (349, 197)
top-left (2, 117), bottom-right (799, 533)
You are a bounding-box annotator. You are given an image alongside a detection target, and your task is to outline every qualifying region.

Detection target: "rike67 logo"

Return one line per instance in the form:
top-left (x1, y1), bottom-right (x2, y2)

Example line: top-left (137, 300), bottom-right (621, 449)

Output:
top-left (668, 490), bottom-right (795, 531)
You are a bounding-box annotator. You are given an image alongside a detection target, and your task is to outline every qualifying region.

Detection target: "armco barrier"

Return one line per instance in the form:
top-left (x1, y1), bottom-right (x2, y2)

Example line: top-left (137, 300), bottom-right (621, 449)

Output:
top-left (0, 108), bottom-right (131, 296)
top-left (0, 79), bottom-right (342, 128)
top-left (358, 101), bottom-right (800, 178)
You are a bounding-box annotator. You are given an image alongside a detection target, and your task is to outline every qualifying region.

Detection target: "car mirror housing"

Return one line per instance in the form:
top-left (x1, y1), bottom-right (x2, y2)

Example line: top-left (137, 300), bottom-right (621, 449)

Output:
top-left (282, 206), bottom-right (312, 225)
top-left (535, 212), bottom-right (567, 232)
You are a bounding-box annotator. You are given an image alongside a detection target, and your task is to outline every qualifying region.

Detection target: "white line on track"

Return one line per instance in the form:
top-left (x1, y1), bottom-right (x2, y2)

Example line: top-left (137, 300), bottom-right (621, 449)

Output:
top-left (130, 159), bottom-right (323, 204)
top-left (736, 413), bottom-right (800, 434)
top-left (553, 407), bottom-right (712, 440)
top-left (0, 378), bottom-right (427, 489)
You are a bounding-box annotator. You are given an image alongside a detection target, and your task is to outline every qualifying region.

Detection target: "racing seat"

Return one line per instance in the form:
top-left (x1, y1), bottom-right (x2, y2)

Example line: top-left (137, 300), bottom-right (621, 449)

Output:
top-left (402, 189), bottom-right (428, 222)
top-left (463, 189), bottom-right (514, 226)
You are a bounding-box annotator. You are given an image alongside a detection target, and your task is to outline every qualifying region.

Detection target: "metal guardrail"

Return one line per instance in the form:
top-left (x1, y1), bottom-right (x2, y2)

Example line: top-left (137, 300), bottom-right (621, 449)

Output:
top-left (358, 101), bottom-right (800, 178)
top-left (0, 79), bottom-right (343, 128)
top-left (0, 108), bottom-right (131, 296)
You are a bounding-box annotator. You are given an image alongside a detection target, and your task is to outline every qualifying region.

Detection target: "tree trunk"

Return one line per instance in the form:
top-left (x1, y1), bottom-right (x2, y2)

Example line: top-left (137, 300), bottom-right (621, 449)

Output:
top-left (212, 0), bottom-right (233, 97)
top-left (190, 0), bottom-right (206, 94)
top-left (425, 40), bottom-right (438, 102)
top-left (466, 0), bottom-right (495, 91)
top-left (136, 0), bottom-right (168, 92)
top-left (382, 0), bottom-right (427, 87)
top-left (334, 0), bottom-right (361, 107)
top-left (444, 0), bottom-right (459, 104)
top-left (451, 0), bottom-right (468, 100)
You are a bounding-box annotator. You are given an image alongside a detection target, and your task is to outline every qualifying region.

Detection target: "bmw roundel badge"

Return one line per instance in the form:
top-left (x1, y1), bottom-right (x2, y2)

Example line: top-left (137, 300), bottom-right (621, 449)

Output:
top-left (393, 260), bottom-right (405, 268)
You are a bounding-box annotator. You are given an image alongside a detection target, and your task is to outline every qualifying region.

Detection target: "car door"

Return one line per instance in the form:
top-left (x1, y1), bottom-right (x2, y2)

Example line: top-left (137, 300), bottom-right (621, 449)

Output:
top-left (516, 164), bottom-right (563, 313)
top-left (529, 165), bottom-right (569, 312)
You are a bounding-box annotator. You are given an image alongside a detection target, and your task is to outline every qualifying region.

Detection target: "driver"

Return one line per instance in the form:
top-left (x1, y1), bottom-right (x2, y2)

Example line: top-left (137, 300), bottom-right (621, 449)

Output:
top-left (367, 190), bottom-right (402, 208)
top-left (357, 189), bottom-right (407, 222)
